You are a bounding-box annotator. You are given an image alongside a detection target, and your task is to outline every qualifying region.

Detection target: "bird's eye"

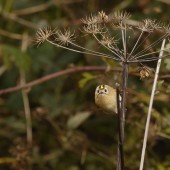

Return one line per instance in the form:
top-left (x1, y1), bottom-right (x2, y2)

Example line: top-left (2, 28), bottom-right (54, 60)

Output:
top-left (97, 90), bottom-right (100, 93)
top-left (104, 89), bottom-right (107, 93)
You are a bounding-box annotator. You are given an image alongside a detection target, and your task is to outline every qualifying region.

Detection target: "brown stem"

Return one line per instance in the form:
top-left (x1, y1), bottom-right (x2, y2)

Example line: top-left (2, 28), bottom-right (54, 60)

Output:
top-left (0, 66), bottom-right (121, 95)
top-left (121, 62), bottom-right (128, 142)
top-left (118, 62), bottom-right (128, 170)
top-left (0, 29), bottom-right (22, 40)
top-left (116, 84), bottom-right (124, 170)
top-left (0, 65), bottom-right (168, 96)
top-left (1, 12), bottom-right (38, 29)
top-left (12, 1), bottom-right (52, 16)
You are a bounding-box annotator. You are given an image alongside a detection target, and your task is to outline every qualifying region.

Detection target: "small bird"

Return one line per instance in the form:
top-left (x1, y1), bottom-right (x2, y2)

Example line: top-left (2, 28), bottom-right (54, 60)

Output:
top-left (95, 84), bottom-right (119, 114)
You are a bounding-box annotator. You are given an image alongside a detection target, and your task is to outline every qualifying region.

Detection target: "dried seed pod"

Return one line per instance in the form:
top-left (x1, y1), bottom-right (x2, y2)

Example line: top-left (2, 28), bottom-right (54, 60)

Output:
top-left (138, 65), bottom-right (154, 79)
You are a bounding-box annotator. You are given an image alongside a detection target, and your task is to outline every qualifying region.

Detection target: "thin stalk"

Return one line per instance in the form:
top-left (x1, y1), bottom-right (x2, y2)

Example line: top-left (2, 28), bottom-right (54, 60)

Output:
top-left (129, 56), bottom-right (168, 63)
top-left (131, 46), bottom-right (170, 60)
top-left (139, 39), bottom-right (166, 170)
top-left (121, 23), bottom-right (127, 62)
top-left (129, 31), bottom-right (144, 57)
top-left (124, 25), bottom-right (127, 59)
top-left (121, 62), bottom-right (128, 142)
top-left (121, 30), bottom-right (126, 60)
top-left (116, 151), bottom-right (121, 170)
top-left (20, 33), bottom-right (32, 147)
top-left (93, 34), bottom-right (123, 59)
top-left (116, 85), bottom-right (124, 170)
top-left (130, 34), bottom-right (168, 61)
top-left (20, 70), bottom-right (32, 147)
top-left (116, 62), bottom-right (128, 170)
top-left (47, 39), bottom-right (121, 61)
top-left (69, 41), bottom-right (120, 59)
top-left (128, 32), bottom-right (151, 61)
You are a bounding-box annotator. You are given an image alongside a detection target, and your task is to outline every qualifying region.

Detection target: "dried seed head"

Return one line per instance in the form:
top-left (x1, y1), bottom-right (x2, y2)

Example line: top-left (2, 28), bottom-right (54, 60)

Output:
top-left (81, 14), bottom-right (98, 25)
top-left (111, 11), bottom-right (132, 30)
top-left (101, 34), bottom-right (118, 47)
top-left (113, 11), bottom-right (131, 21)
top-left (97, 11), bottom-right (109, 23)
top-left (163, 24), bottom-right (170, 35)
top-left (55, 29), bottom-right (75, 45)
top-left (35, 11), bottom-right (170, 64)
top-left (83, 24), bottom-right (104, 34)
top-left (82, 11), bottom-right (109, 25)
top-left (112, 21), bottom-right (132, 30)
top-left (34, 27), bottom-right (54, 46)
top-left (138, 65), bottom-right (153, 79)
top-left (137, 19), bottom-right (161, 32)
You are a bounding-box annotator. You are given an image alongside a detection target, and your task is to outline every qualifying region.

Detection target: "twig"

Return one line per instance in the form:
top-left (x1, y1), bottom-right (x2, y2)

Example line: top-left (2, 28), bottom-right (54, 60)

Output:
top-left (20, 33), bottom-right (32, 147)
top-left (157, 132), bottom-right (170, 140)
top-left (0, 65), bottom-right (169, 96)
top-left (158, 74), bottom-right (170, 78)
top-left (0, 66), bottom-right (121, 95)
top-left (1, 12), bottom-right (38, 29)
top-left (0, 29), bottom-right (23, 40)
top-left (12, 0), bottom-right (83, 16)
top-left (139, 39), bottom-right (166, 170)
top-left (12, 1), bottom-right (53, 16)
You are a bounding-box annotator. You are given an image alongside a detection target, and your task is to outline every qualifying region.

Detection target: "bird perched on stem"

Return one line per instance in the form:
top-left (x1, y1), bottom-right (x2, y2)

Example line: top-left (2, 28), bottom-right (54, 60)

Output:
top-left (95, 84), bottom-right (119, 114)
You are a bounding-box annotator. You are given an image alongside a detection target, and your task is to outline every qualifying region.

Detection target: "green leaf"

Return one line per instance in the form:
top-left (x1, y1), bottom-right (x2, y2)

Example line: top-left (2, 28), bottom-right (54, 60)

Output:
top-left (157, 80), bottom-right (164, 89)
top-left (164, 58), bottom-right (170, 70)
top-left (166, 85), bottom-right (170, 93)
top-left (1, 44), bottom-right (31, 72)
top-left (78, 72), bottom-right (96, 88)
top-left (102, 57), bottom-right (117, 68)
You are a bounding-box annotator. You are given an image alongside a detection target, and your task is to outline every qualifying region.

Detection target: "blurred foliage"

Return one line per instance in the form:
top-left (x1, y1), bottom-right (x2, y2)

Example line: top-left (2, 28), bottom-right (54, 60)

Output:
top-left (0, 0), bottom-right (170, 170)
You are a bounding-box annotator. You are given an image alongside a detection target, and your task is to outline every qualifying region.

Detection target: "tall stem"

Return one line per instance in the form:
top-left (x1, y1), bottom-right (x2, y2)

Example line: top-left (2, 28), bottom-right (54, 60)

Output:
top-left (117, 62), bottom-right (128, 170)
top-left (121, 62), bottom-right (128, 142)
top-left (116, 85), bottom-right (124, 170)
top-left (20, 33), bottom-right (32, 147)
top-left (139, 39), bottom-right (166, 170)
top-left (20, 70), bottom-right (32, 147)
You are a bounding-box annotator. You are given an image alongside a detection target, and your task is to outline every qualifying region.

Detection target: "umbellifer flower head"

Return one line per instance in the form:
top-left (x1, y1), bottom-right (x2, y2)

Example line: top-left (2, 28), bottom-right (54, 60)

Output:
top-left (137, 19), bottom-right (161, 32)
top-left (55, 29), bottom-right (75, 46)
top-left (35, 11), bottom-right (170, 63)
top-left (83, 23), bottom-right (104, 34)
top-left (34, 27), bottom-right (55, 46)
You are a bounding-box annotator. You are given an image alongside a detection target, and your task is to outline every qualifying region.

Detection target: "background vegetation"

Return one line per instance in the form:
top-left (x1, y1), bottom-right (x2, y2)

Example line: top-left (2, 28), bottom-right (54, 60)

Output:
top-left (0, 0), bottom-right (170, 169)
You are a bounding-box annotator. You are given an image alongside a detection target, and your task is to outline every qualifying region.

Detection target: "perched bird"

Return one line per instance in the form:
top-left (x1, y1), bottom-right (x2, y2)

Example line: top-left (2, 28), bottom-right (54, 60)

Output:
top-left (95, 84), bottom-right (119, 114)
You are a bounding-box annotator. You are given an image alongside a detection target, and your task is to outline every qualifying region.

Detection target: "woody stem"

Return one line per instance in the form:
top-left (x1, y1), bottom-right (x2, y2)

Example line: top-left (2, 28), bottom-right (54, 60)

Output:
top-left (118, 61), bottom-right (128, 170)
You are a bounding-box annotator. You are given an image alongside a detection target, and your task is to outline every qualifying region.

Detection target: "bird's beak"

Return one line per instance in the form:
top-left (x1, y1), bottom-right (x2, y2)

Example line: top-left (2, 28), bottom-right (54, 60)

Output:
top-left (97, 92), bottom-right (106, 97)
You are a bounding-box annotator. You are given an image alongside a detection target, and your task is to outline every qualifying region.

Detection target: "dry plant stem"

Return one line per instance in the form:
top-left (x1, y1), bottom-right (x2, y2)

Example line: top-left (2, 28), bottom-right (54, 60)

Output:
top-left (1, 12), bottom-right (38, 29)
top-left (20, 71), bottom-right (32, 147)
top-left (116, 150), bottom-right (121, 170)
top-left (0, 66), bottom-right (121, 95)
top-left (121, 62), bottom-right (128, 142)
top-left (12, 1), bottom-right (52, 16)
top-left (117, 62), bottom-right (128, 170)
top-left (0, 29), bottom-right (22, 40)
top-left (139, 39), bottom-right (166, 170)
top-left (0, 65), bottom-right (169, 96)
top-left (20, 33), bottom-right (32, 147)
top-left (116, 86), bottom-right (124, 170)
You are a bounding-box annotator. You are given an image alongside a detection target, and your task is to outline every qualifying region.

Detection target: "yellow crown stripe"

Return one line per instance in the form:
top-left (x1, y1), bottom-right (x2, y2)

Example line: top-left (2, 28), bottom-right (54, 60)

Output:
top-left (99, 84), bottom-right (105, 90)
